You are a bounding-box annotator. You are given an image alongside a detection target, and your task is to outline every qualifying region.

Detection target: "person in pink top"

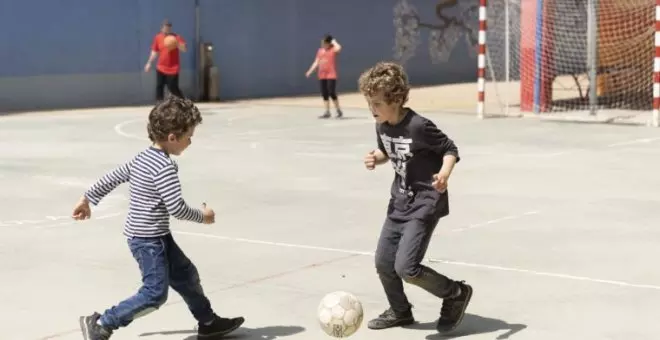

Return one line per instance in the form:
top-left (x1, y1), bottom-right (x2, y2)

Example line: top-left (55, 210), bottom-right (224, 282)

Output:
top-left (306, 34), bottom-right (343, 118)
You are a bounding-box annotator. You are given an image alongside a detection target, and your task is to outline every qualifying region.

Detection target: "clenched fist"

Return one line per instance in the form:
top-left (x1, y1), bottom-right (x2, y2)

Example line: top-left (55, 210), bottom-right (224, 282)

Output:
top-left (432, 171), bottom-right (450, 193)
top-left (364, 150), bottom-right (377, 170)
top-left (201, 203), bottom-right (215, 224)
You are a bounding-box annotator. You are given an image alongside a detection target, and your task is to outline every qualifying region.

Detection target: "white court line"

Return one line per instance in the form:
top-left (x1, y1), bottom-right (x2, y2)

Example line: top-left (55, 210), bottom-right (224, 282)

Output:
top-left (173, 230), bottom-right (375, 255)
top-left (0, 212), bottom-right (122, 229)
top-left (294, 152), bottom-right (358, 160)
top-left (425, 259), bottom-right (660, 291)
top-left (231, 120), bottom-right (372, 137)
top-left (35, 213), bottom-right (122, 229)
top-left (606, 136), bottom-right (660, 148)
top-left (172, 230), bottom-right (660, 291)
top-left (114, 114), bottom-right (660, 159)
top-left (449, 210), bottom-right (541, 233)
top-left (114, 118), bottom-right (146, 141)
top-left (113, 112), bottom-right (371, 141)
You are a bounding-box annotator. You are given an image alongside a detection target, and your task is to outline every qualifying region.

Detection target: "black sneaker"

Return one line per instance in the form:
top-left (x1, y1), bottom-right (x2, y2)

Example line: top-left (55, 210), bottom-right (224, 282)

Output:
top-left (319, 111), bottom-right (331, 119)
top-left (367, 308), bottom-right (415, 330)
top-left (79, 312), bottom-right (113, 340)
top-left (197, 314), bottom-right (245, 338)
top-left (436, 281), bottom-right (473, 333)
top-left (336, 110), bottom-right (343, 118)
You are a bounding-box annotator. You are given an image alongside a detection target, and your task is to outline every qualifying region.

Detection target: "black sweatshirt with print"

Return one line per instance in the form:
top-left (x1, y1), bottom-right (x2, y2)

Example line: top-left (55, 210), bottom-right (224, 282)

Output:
top-left (376, 108), bottom-right (460, 223)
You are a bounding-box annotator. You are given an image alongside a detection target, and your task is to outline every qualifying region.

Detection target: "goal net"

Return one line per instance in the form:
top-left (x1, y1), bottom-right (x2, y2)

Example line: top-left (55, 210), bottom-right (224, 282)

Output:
top-left (480, 0), bottom-right (656, 124)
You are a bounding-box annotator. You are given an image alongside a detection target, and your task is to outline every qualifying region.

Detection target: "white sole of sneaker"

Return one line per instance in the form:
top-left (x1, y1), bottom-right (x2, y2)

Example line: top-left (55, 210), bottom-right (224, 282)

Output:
top-left (79, 316), bottom-right (90, 340)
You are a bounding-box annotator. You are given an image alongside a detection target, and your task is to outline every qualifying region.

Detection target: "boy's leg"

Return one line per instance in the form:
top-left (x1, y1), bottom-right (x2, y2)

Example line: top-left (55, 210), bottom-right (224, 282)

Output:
top-left (319, 79), bottom-right (331, 118)
top-left (368, 218), bottom-right (415, 330)
top-left (396, 218), bottom-right (473, 333)
top-left (155, 71), bottom-right (166, 102)
top-left (80, 237), bottom-right (169, 338)
top-left (165, 73), bottom-right (184, 98)
top-left (165, 235), bottom-right (244, 338)
top-left (165, 234), bottom-right (213, 322)
top-left (327, 79), bottom-right (342, 118)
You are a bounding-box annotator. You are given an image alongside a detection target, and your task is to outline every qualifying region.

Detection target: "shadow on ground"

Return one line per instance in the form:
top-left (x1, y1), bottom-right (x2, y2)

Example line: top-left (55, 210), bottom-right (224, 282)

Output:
top-left (403, 314), bottom-right (527, 339)
top-left (139, 325), bottom-right (306, 340)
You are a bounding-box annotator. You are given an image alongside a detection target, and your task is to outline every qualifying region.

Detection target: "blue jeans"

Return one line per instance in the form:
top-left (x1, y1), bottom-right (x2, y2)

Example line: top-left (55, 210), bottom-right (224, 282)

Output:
top-left (99, 234), bottom-right (215, 330)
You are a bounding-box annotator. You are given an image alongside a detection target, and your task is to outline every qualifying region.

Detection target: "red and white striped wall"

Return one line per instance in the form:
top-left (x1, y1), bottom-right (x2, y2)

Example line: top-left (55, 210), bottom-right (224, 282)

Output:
top-left (477, 0), bottom-right (487, 119)
top-left (654, 0), bottom-right (660, 127)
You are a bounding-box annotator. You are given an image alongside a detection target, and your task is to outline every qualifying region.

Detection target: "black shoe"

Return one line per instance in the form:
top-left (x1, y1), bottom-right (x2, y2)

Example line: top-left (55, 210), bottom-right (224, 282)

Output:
top-left (367, 307), bottom-right (415, 330)
top-left (436, 281), bottom-right (473, 333)
top-left (319, 111), bottom-right (331, 119)
top-left (336, 110), bottom-right (343, 118)
top-left (79, 312), bottom-right (113, 340)
top-left (198, 314), bottom-right (245, 338)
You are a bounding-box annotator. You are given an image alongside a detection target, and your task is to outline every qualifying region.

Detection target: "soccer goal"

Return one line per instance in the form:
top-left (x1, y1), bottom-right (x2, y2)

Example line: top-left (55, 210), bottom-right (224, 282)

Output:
top-left (477, 0), bottom-right (659, 126)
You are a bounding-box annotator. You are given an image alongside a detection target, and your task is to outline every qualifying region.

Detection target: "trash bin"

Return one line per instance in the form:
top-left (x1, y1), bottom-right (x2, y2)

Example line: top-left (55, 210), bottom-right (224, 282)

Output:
top-left (199, 42), bottom-right (219, 101)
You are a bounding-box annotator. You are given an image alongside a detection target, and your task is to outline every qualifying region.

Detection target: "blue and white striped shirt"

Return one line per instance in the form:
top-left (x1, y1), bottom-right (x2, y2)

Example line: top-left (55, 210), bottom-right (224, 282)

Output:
top-left (85, 146), bottom-right (203, 237)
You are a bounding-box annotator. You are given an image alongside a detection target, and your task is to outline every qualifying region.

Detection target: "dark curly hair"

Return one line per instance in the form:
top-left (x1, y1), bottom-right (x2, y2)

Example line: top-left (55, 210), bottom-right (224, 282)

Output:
top-left (358, 61), bottom-right (410, 106)
top-left (147, 96), bottom-right (203, 142)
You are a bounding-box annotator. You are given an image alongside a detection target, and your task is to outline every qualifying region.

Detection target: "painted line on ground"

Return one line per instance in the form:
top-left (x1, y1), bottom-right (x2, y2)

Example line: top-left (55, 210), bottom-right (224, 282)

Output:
top-left (114, 118), bottom-right (146, 141)
top-left (0, 212), bottom-right (122, 229)
top-left (172, 230), bottom-right (660, 292)
top-left (449, 210), bottom-right (541, 233)
top-left (606, 136), bottom-right (660, 148)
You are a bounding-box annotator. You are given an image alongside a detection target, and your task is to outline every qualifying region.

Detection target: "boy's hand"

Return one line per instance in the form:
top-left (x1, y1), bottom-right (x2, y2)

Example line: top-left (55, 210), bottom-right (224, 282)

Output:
top-left (364, 150), bottom-right (377, 170)
top-left (72, 196), bottom-right (91, 220)
top-left (432, 171), bottom-right (450, 193)
top-left (201, 203), bottom-right (215, 224)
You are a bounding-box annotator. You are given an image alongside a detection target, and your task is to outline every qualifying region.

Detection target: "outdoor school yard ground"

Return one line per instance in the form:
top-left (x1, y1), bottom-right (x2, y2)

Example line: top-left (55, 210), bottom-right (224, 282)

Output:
top-left (2, 84), bottom-right (660, 340)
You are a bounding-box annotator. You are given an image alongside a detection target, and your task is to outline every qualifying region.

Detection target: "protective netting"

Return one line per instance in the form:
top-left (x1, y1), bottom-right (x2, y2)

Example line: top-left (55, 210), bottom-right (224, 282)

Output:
top-left (483, 0), bottom-right (655, 116)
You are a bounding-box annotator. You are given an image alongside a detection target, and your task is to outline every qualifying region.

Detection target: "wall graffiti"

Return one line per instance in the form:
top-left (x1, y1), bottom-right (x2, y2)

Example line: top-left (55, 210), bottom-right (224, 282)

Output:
top-left (393, 0), bottom-right (480, 64)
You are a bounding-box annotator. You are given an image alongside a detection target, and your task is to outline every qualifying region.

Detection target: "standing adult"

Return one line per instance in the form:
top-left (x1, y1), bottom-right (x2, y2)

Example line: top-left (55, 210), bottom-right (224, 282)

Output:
top-left (144, 19), bottom-right (187, 102)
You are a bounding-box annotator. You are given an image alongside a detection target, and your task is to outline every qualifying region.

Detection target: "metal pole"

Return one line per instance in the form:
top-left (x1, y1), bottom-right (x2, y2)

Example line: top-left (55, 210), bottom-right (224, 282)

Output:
top-left (587, 0), bottom-right (598, 116)
top-left (477, 0), bottom-right (488, 119)
top-left (194, 0), bottom-right (201, 100)
top-left (504, 0), bottom-right (510, 116)
top-left (653, 1), bottom-right (660, 127)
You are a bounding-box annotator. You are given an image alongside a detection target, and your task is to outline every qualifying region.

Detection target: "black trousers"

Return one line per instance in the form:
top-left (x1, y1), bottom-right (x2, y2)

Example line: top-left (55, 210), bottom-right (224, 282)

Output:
top-left (374, 217), bottom-right (458, 314)
top-left (319, 79), bottom-right (337, 101)
top-left (156, 71), bottom-right (183, 101)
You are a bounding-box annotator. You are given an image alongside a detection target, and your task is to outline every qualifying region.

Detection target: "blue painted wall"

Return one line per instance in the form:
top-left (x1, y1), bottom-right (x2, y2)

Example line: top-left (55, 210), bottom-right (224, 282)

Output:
top-left (0, 0), bottom-right (478, 112)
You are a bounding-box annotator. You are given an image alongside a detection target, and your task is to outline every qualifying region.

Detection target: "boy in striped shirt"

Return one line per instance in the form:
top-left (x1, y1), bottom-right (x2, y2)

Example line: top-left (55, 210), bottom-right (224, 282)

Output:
top-left (72, 97), bottom-right (244, 339)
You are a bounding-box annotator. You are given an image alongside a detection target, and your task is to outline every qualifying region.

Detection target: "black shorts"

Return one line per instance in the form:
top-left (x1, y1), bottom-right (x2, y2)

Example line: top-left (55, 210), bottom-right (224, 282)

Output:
top-left (319, 79), bottom-right (337, 100)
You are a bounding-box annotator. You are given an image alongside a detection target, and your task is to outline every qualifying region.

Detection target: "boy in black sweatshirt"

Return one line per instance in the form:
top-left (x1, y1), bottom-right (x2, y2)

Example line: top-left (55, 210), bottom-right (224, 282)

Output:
top-left (359, 62), bottom-right (473, 333)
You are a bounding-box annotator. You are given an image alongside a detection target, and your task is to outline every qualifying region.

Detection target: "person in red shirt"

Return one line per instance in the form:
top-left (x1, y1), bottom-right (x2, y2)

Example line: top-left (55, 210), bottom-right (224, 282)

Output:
top-left (306, 34), bottom-right (343, 119)
top-left (144, 19), bottom-right (187, 102)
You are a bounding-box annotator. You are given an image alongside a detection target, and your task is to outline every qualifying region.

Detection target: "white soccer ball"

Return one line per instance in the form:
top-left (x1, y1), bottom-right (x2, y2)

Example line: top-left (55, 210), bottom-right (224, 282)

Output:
top-left (317, 291), bottom-right (364, 338)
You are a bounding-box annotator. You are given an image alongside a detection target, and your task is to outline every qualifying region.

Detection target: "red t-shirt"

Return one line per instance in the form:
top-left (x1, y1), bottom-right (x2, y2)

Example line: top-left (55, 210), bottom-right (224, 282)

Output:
top-left (151, 33), bottom-right (185, 75)
top-left (316, 47), bottom-right (337, 80)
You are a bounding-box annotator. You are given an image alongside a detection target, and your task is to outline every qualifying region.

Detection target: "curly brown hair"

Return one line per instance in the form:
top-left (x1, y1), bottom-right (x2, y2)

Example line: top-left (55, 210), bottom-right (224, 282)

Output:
top-left (147, 96), bottom-right (203, 142)
top-left (358, 62), bottom-right (410, 106)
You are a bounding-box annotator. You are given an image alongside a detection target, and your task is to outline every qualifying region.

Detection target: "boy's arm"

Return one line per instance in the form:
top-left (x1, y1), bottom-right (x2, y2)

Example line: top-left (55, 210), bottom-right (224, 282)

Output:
top-left (332, 39), bottom-right (342, 53)
top-left (305, 58), bottom-right (319, 77)
top-left (374, 131), bottom-right (390, 165)
top-left (145, 36), bottom-right (159, 71)
top-left (420, 119), bottom-right (460, 174)
top-left (154, 164), bottom-right (204, 223)
top-left (84, 162), bottom-right (131, 206)
top-left (439, 153), bottom-right (458, 176)
top-left (176, 34), bottom-right (187, 52)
